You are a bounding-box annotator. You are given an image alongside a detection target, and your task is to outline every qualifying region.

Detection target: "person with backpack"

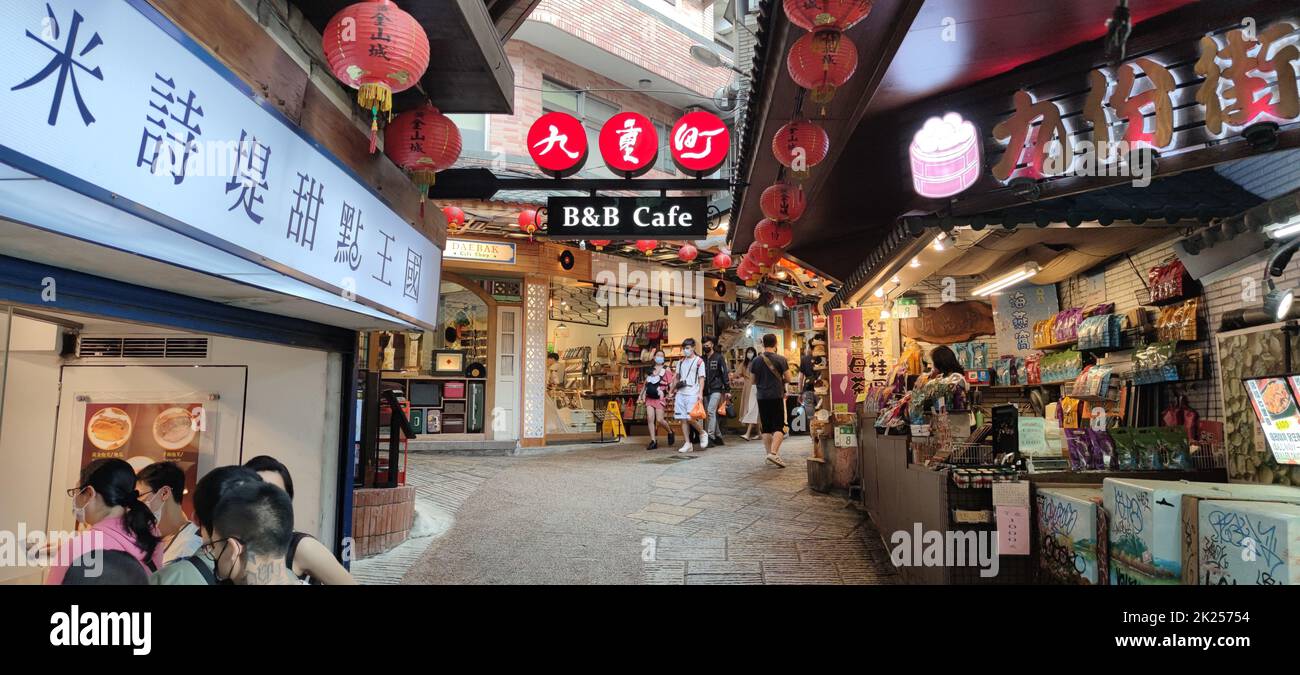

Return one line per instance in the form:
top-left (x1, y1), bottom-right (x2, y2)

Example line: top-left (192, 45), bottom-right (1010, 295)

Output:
top-left (245, 455), bottom-right (356, 584)
top-left (637, 348), bottom-right (676, 450)
top-left (46, 458), bottom-right (163, 585)
top-left (136, 461), bottom-right (202, 564)
top-left (749, 333), bottom-right (790, 467)
top-left (669, 337), bottom-right (709, 453)
top-left (149, 465), bottom-right (262, 585)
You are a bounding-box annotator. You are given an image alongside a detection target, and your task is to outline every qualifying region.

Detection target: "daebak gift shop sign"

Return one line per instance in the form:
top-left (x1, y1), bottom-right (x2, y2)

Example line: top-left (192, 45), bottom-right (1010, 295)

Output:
top-left (0, 0), bottom-right (439, 327)
top-left (544, 197), bottom-right (709, 240)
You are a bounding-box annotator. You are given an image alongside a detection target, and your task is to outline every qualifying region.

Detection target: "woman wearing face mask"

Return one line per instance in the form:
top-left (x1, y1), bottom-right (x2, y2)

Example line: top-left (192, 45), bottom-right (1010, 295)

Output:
top-left (637, 349), bottom-right (677, 450)
top-left (739, 347), bottom-right (761, 440)
top-left (47, 458), bottom-right (163, 585)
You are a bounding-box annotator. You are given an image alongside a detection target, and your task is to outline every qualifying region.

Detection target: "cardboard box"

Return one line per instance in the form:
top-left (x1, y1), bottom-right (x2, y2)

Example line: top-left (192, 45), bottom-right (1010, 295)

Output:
top-left (1036, 487), bottom-right (1104, 584)
top-left (1103, 479), bottom-right (1226, 585)
top-left (1196, 500), bottom-right (1300, 585)
top-left (1179, 483), bottom-right (1300, 584)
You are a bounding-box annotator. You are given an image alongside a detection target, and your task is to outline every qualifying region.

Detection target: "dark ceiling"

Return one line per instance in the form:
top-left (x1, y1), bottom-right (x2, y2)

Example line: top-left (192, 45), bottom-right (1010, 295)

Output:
top-left (733, 0), bottom-right (1215, 282)
top-left (295, 0), bottom-right (532, 114)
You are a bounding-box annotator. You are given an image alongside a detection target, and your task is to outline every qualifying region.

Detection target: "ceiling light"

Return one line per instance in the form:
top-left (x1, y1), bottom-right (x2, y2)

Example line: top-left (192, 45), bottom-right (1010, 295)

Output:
top-left (933, 236), bottom-right (945, 251)
top-left (910, 257), bottom-right (921, 268)
top-left (1266, 214), bottom-right (1300, 240)
top-left (891, 275), bottom-right (900, 284)
top-left (972, 262), bottom-right (1041, 297)
top-left (936, 232), bottom-right (947, 241)
top-left (874, 287), bottom-right (884, 298)
top-left (880, 307), bottom-right (891, 319)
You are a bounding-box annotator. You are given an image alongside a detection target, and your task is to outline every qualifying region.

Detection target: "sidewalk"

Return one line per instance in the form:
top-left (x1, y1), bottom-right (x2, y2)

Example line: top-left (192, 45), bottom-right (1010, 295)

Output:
top-left (354, 434), bottom-right (898, 585)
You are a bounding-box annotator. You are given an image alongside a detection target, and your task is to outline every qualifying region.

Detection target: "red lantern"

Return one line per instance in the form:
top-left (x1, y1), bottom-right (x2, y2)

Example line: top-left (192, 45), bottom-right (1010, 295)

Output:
top-left (760, 183), bottom-right (807, 222)
top-left (385, 104), bottom-right (461, 210)
top-left (636, 239), bottom-right (658, 255)
top-left (589, 239), bottom-right (611, 250)
top-left (323, 1), bottom-right (431, 152)
top-left (783, 0), bottom-right (874, 31)
top-left (788, 28), bottom-right (858, 110)
top-left (442, 205), bottom-right (465, 232)
top-left (518, 209), bottom-right (538, 241)
top-left (737, 265), bottom-right (756, 283)
top-left (783, 295), bottom-right (799, 309)
top-left (677, 243), bottom-right (699, 262)
top-left (711, 250), bottom-right (733, 270)
top-left (772, 119), bottom-right (829, 180)
top-left (754, 219), bottom-right (794, 249)
top-left (748, 242), bottom-right (782, 270)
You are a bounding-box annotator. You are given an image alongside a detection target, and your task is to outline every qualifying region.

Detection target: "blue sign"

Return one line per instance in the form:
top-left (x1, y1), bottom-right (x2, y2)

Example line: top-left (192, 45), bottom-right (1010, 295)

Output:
top-left (991, 282), bottom-right (1059, 357)
top-left (0, 0), bottom-right (440, 327)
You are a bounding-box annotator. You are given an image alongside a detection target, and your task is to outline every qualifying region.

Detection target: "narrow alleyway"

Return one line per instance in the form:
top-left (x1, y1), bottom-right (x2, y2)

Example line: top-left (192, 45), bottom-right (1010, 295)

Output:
top-left (354, 435), bottom-right (898, 585)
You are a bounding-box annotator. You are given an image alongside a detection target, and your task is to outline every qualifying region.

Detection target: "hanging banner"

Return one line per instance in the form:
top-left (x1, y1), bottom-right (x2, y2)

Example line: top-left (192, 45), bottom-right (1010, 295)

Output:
top-left (992, 283), bottom-right (1060, 357)
top-left (830, 307), bottom-right (897, 412)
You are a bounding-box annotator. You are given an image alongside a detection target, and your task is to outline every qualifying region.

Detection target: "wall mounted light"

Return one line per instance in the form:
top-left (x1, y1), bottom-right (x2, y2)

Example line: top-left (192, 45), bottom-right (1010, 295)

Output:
top-left (972, 262), bottom-right (1041, 297)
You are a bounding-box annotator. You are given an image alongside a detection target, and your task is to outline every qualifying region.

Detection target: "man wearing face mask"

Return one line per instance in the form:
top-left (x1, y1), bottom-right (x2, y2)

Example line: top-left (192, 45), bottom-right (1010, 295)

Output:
top-left (670, 337), bottom-right (709, 453)
top-left (701, 336), bottom-right (729, 447)
top-left (207, 481), bottom-right (301, 585)
top-left (136, 462), bottom-right (201, 565)
top-left (149, 465), bottom-right (260, 585)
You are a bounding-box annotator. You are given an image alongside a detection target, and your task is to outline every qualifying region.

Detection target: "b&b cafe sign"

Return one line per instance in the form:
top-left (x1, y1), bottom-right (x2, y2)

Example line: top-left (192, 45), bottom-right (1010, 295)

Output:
top-left (542, 196), bottom-right (708, 240)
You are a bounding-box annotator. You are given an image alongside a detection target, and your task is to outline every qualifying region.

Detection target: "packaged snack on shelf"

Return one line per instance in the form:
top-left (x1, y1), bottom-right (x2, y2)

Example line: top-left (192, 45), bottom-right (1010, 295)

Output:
top-left (1085, 427), bottom-right (1114, 469)
top-left (1025, 352), bottom-right (1042, 385)
top-left (971, 342), bottom-right (988, 369)
top-left (1060, 397), bottom-right (1081, 428)
top-left (1156, 427), bottom-right (1194, 470)
top-left (1065, 428), bottom-right (1091, 471)
top-left (1110, 427), bottom-right (1143, 470)
top-left (1178, 298), bottom-right (1199, 341)
top-left (995, 356), bottom-right (1012, 385)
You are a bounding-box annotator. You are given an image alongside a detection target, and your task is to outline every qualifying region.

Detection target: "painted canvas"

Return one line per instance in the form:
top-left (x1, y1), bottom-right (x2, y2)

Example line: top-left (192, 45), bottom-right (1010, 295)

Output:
top-left (1036, 487), bottom-right (1103, 584)
top-left (1198, 500), bottom-right (1300, 586)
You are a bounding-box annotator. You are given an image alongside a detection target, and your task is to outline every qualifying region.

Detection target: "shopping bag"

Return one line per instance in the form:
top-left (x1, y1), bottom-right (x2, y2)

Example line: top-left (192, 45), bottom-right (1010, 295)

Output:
top-left (690, 399), bottom-right (707, 421)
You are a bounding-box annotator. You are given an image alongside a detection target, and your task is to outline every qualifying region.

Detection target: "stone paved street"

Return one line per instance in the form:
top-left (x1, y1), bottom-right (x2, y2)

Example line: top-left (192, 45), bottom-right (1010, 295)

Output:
top-left (355, 434), bottom-right (897, 585)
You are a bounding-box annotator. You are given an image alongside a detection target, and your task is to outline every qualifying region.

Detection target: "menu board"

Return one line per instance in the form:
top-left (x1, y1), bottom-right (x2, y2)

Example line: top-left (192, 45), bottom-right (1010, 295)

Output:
top-left (81, 403), bottom-right (206, 512)
top-left (1244, 377), bottom-right (1300, 466)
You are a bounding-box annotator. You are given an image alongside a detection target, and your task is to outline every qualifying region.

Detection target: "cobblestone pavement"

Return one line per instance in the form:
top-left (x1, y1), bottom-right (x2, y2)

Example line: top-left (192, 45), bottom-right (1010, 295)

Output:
top-left (359, 435), bottom-right (897, 585)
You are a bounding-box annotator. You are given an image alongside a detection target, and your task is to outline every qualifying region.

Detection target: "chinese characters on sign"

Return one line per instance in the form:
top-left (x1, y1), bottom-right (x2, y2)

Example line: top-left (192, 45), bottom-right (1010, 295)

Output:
top-left (992, 283), bottom-right (1059, 358)
top-left (988, 20), bottom-right (1300, 183)
top-left (598, 111), bottom-right (658, 176)
top-left (526, 111), bottom-right (588, 176)
top-left (829, 308), bottom-right (897, 413)
top-left (669, 110), bottom-right (729, 174)
top-left (2, 0), bottom-right (439, 325)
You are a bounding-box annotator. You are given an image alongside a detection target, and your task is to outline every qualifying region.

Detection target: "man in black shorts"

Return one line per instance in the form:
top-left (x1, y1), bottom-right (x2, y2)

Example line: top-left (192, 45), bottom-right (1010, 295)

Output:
top-left (748, 332), bottom-right (789, 467)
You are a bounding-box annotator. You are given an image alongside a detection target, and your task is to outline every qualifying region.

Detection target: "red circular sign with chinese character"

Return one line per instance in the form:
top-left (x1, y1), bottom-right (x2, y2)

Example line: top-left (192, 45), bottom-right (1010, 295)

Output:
top-left (669, 111), bottom-right (730, 175)
top-left (598, 112), bottom-right (658, 176)
top-left (527, 112), bottom-right (588, 177)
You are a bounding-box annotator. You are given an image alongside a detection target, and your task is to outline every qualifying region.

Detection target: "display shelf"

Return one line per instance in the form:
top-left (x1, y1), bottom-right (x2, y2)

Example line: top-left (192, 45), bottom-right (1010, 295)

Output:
top-left (1031, 339), bottom-right (1078, 351)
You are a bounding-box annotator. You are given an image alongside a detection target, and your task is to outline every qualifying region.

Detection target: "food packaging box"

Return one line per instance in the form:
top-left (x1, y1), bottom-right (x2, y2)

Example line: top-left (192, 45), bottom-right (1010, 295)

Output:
top-left (1196, 500), bottom-right (1300, 585)
top-left (1036, 487), bottom-right (1104, 584)
top-left (1103, 479), bottom-right (1226, 584)
top-left (1180, 483), bottom-right (1300, 584)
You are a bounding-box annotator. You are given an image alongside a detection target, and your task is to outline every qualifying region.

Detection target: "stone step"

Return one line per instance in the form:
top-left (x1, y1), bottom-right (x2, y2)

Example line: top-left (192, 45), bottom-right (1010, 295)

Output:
top-left (408, 440), bottom-right (518, 456)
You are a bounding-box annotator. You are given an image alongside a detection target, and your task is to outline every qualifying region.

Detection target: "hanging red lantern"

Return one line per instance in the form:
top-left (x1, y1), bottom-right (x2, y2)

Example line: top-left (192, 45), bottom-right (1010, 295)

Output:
top-left (748, 242), bottom-right (782, 270)
top-left (788, 28), bottom-right (858, 110)
top-left (772, 119), bottom-right (829, 180)
top-left (737, 265), bottom-right (756, 283)
top-left (783, 295), bottom-right (799, 309)
top-left (518, 209), bottom-right (538, 241)
top-left (760, 183), bottom-right (807, 222)
top-left (677, 243), bottom-right (699, 262)
top-left (754, 219), bottom-right (794, 249)
top-left (711, 250), bottom-right (733, 270)
top-left (635, 239), bottom-right (658, 255)
top-left (589, 239), bottom-right (612, 250)
top-left (385, 103), bottom-right (461, 212)
top-left (442, 205), bottom-right (465, 232)
top-left (783, 0), bottom-right (874, 31)
top-left (323, 1), bottom-right (431, 153)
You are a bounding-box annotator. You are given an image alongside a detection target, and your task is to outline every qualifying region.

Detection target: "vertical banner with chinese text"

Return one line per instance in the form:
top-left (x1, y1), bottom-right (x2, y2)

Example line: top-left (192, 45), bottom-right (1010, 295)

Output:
top-left (992, 283), bottom-right (1059, 357)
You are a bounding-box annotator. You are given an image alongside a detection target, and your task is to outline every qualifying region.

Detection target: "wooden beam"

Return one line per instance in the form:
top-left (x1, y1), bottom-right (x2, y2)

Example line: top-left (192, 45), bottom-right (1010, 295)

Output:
top-left (146, 0), bottom-right (447, 248)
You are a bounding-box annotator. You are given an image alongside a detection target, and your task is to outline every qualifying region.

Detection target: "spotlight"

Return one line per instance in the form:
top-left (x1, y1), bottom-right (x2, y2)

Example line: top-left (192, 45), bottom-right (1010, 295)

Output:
top-left (910, 257), bottom-right (921, 268)
top-left (1264, 280), bottom-right (1295, 322)
top-left (874, 287), bottom-right (884, 298)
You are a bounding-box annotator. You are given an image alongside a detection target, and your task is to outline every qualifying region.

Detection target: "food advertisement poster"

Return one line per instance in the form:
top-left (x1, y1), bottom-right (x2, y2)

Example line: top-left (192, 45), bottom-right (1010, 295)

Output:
top-left (82, 403), bottom-right (206, 512)
top-left (1245, 377), bottom-right (1300, 466)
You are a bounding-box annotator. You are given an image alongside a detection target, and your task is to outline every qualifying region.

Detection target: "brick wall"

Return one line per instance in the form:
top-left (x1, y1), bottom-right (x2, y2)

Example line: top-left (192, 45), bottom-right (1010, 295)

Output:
top-left (529, 0), bottom-right (732, 97)
top-left (351, 486), bottom-right (416, 559)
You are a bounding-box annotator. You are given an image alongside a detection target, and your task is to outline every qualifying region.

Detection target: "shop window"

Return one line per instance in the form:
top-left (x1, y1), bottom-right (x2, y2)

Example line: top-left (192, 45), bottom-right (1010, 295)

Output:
top-left (423, 281), bottom-right (489, 372)
top-left (542, 77), bottom-right (619, 178)
top-left (655, 120), bottom-right (676, 174)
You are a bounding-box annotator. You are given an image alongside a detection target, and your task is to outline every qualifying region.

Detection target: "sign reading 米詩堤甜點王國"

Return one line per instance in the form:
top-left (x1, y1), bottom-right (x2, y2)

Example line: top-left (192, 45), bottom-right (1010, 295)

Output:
top-left (0, 0), bottom-right (440, 327)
